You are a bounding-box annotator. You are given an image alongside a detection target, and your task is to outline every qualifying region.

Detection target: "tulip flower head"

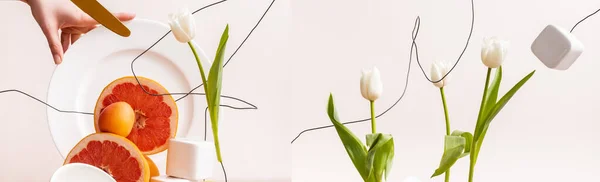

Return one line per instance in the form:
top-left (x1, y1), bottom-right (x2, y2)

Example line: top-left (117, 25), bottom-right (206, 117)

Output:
top-left (360, 67), bottom-right (383, 101)
top-left (481, 37), bottom-right (509, 68)
top-left (168, 8), bottom-right (196, 43)
top-left (430, 60), bottom-right (451, 88)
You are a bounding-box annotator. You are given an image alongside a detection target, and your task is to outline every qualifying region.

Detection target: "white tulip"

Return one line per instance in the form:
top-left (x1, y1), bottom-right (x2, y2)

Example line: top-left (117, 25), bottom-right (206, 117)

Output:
top-left (481, 37), bottom-right (509, 68)
top-left (430, 60), bottom-right (451, 88)
top-left (360, 67), bottom-right (383, 101)
top-left (168, 8), bottom-right (196, 43)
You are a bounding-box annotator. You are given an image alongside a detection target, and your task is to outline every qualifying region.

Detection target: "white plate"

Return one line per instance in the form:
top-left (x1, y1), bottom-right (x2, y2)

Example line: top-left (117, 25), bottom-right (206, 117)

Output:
top-left (51, 163), bottom-right (115, 182)
top-left (47, 19), bottom-right (209, 173)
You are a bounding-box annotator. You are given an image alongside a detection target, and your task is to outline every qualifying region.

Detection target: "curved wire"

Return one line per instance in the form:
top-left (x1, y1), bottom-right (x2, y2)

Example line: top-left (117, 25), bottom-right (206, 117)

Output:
top-left (290, 0), bottom-right (475, 144)
top-left (126, 1), bottom-right (274, 181)
top-left (130, 0), bottom-right (276, 103)
top-left (570, 8), bottom-right (600, 33)
top-left (0, 89), bottom-right (93, 115)
top-left (204, 103), bottom-right (258, 141)
top-left (0, 0), bottom-right (273, 116)
top-left (221, 162), bottom-right (229, 182)
top-left (0, 1), bottom-right (275, 181)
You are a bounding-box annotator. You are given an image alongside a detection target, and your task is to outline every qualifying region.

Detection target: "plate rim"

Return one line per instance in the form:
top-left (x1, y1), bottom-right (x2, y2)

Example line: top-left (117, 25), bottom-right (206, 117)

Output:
top-left (46, 18), bottom-right (207, 159)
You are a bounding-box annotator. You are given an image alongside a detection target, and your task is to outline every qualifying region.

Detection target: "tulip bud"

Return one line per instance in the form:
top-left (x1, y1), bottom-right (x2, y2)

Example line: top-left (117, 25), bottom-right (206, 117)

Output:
top-left (430, 60), bottom-right (451, 88)
top-left (360, 67), bottom-right (383, 101)
top-left (481, 37), bottom-right (509, 68)
top-left (168, 8), bottom-right (196, 43)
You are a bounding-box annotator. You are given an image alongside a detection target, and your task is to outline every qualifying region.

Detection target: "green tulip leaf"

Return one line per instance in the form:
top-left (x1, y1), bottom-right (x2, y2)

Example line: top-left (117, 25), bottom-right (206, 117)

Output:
top-left (207, 25), bottom-right (229, 115)
top-left (327, 94), bottom-right (370, 181)
top-left (366, 133), bottom-right (395, 182)
top-left (475, 67), bottom-right (502, 142)
top-left (451, 130), bottom-right (473, 158)
top-left (431, 131), bottom-right (472, 178)
top-left (206, 25), bottom-right (229, 162)
top-left (475, 70), bottom-right (535, 148)
top-left (366, 133), bottom-right (377, 148)
top-left (483, 67), bottom-right (502, 119)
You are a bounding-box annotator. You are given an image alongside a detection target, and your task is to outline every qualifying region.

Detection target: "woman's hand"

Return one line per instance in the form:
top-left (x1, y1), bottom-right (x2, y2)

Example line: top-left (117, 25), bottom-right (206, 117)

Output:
top-left (24, 0), bottom-right (135, 64)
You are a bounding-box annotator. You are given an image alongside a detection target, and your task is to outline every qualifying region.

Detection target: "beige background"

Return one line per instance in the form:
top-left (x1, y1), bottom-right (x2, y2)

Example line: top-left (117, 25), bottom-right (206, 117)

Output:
top-left (291, 0), bottom-right (600, 181)
top-left (0, 0), bottom-right (290, 181)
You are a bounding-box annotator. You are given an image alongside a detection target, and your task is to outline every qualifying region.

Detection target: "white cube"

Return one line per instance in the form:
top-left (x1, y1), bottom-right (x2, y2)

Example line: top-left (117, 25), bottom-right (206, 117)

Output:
top-left (151, 176), bottom-right (200, 182)
top-left (531, 24), bottom-right (584, 70)
top-left (166, 138), bottom-right (215, 180)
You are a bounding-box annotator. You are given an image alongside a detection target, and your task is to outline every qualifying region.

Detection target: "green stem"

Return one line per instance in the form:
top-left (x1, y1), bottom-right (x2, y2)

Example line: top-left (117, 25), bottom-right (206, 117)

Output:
top-left (188, 42), bottom-right (210, 99)
top-left (469, 68), bottom-right (492, 182)
top-left (440, 87), bottom-right (451, 182)
top-left (469, 158), bottom-right (476, 182)
top-left (370, 100), bottom-right (376, 134)
top-left (188, 42), bottom-right (223, 162)
top-left (475, 68), bottom-right (492, 133)
top-left (440, 88), bottom-right (451, 136)
top-left (214, 129), bottom-right (222, 161)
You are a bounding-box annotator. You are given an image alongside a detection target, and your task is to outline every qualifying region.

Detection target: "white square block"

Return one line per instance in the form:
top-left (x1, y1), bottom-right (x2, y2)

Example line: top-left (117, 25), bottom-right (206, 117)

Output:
top-left (531, 24), bottom-right (584, 70)
top-left (166, 138), bottom-right (215, 180)
top-left (151, 176), bottom-right (199, 182)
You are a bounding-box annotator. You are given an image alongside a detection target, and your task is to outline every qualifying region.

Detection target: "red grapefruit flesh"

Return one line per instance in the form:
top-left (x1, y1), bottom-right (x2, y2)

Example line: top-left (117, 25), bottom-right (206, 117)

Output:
top-left (64, 133), bottom-right (150, 182)
top-left (94, 76), bottom-right (178, 155)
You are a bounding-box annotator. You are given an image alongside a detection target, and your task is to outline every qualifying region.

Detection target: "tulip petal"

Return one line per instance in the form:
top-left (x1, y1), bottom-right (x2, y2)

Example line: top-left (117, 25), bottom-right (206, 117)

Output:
top-left (481, 37), bottom-right (508, 68)
top-left (430, 61), bottom-right (451, 88)
top-left (360, 70), bottom-right (370, 101)
top-left (368, 67), bottom-right (383, 101)
top-left (443, 61), bottom-right (451, 86)
top-left (430, 62), bottom-right (443, 88)
top-left (168, 8), bottom-right (196, 43)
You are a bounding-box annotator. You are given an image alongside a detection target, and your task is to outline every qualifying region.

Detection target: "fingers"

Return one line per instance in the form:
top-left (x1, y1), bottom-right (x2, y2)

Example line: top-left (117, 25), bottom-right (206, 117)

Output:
top-left (78, 12), bottom-right (136, 26)
top-left (40, 24), bottom-right (63, 64)
top-left (62, 26), bottom-right (96, 34)
top-left (62, 25), bottom-right (95, 45)
top-left (61, 32), bottom-right (71, 53)
top-left (71, 34), bottom-right (81, 44)
top-left (114, 12), bottom-right (136, 21)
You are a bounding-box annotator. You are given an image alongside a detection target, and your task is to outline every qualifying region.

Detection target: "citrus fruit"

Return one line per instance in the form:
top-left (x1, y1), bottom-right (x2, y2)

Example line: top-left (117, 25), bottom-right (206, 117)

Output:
top-left (98, 102), bottom-right (135, 137)
top-left (64, 133), bottom-right (150, 182)
top-left (94, 76), bottom-right (178, 155)
top-left (144, 156), bottom-right (159, 177)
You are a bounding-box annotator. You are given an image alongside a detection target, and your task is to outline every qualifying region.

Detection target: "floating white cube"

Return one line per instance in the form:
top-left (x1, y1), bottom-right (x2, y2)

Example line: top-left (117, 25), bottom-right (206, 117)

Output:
top-left (151, 176), bottom-right (200, 182)
top-left (531, 24), bottom-right (584, 70)
top-left (166, 138), bottom-right (215, 180)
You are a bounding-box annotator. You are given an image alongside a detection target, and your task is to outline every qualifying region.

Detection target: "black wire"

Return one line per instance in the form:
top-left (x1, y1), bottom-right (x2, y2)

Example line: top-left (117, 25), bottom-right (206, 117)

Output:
top-left (204, 104), bottom-right (258, 141)
top-left (0, 1), bottom-right (274, 181)
top-left (0, 89), bottom-right (93, 115)
top-left (131, 0), bottom-right (276, 103)
top-left (127, 1), bottom-right (273, 182)
top-left (221, 162), bottom-right (228, 182)
top-left (570, 8), bottom-right (600, 33)
top-left (290, 0), bottom-right (475, 144)
top-left (0, 0), bottom-right (273, 117)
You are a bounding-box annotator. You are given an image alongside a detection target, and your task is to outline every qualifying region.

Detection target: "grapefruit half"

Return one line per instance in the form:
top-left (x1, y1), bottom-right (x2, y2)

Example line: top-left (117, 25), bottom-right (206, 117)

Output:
top-left (64, 133), bottom-right (150, 182)
top-left (94, 76), bottom-right (178, 155)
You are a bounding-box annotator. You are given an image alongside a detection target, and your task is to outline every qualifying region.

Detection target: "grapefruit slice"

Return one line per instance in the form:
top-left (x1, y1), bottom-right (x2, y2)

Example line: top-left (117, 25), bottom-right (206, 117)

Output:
top-left (94, 76), bottom-right (178, 155)
top-left (64, 133), bottom-right (150, 182)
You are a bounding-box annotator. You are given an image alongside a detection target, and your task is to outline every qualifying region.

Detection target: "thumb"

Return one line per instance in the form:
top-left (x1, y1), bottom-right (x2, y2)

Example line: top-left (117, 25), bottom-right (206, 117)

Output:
top-left (41, 24), bottom-right (63, 64)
